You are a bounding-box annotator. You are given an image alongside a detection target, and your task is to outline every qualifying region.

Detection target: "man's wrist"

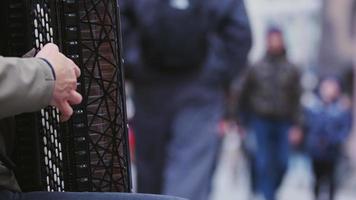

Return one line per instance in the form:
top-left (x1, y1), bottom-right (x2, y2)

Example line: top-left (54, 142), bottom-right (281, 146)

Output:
top-left (38, 58), bottom-right (56, 80)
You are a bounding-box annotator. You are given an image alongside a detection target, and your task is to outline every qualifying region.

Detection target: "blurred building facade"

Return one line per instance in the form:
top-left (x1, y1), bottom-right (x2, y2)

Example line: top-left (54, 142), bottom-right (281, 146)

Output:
top-left (319, 0), bottom-right (356, 76)
top-left (246, 0), bottom-right (322, 68)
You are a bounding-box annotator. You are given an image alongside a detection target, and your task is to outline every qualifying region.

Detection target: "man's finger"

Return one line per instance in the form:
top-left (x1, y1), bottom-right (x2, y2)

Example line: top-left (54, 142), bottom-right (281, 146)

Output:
top-left (43, 43), bottom-right (59, 52)
top-left (67, 57), bottom-right (81, 78)
top-left (36, 43), bottom-right (59, 59)
top-left (67, 90), bottom-right (83, 105)
top-left (73, 64), bottom-right (81, 78)
top-left (71, 81), bottom-right (78, 91)
top-left (60, 114), bottom-right (71, 122)
top-left (58, 101), bottom-right (73, 122)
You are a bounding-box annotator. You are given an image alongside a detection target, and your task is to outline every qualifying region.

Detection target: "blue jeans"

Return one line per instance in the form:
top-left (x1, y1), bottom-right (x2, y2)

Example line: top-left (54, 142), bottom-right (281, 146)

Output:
top-left (248, 115), bottom-right (291, 200)
top-left (0, 191), bottom-right (187, 200)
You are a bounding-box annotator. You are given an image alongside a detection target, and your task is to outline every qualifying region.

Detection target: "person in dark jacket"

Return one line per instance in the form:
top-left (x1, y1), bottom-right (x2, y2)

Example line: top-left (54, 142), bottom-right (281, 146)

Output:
top-left (118, 0), bottom-right (252, 199)
top-left (238, 27), bottom-right (301, 200)
top-left (304, 77), bottom-right (352, 200)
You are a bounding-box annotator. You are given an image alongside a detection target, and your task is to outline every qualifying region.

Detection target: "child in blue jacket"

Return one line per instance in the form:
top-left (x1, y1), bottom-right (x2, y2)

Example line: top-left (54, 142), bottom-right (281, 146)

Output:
top-left (304, 77), bottom-right (352, 200)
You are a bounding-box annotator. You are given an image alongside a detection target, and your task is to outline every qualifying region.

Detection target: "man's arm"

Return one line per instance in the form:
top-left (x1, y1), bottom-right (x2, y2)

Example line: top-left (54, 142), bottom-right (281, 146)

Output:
top-left (203, 0), bottom-right (252, 86)
top-left (0, 57), bottom-right (54, 119)
top-left (290, 67), bottom-right (303, 126)
top-left (234, 66), bottom-right (255, 124)
top-left (0, 43), bottom-right (82, 121)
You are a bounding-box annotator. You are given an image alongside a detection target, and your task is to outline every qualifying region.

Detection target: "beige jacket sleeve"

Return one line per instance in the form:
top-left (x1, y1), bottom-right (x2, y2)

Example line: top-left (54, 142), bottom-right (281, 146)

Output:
top-left (0, 56), bottom-right (55, 119)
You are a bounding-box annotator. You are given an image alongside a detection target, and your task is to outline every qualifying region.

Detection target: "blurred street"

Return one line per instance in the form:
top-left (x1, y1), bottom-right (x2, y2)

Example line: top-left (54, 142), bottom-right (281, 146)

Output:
top-left (210, 132), bottom-right (356, 200)
top-left (124, 0), bottom-right (356, 199)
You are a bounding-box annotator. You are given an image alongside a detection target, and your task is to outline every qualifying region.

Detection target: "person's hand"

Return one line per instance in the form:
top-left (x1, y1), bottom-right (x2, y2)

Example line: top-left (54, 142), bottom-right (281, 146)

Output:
top-left (36, 43), bottom-right (82, 121)
top-left (288, 126), bottom-right (303, 147)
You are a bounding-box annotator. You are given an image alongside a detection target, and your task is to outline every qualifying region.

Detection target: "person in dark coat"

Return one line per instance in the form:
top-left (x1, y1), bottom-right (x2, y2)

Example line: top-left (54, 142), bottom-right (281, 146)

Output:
top-left (238, 27), bottom-right (302, 200)
top-left (304, 77), bottom-right (352, 200)
top-left (118, 0), bottom-right (252, 199)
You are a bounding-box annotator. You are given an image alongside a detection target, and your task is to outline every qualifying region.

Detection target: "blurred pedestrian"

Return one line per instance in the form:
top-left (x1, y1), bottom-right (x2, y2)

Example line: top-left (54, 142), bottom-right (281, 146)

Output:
top-left (304, 77), bottom-right (352, 200)
top-left (237, 27), bottom-right (302, 200)
top-left (118, 0), bottom-right (252, 199)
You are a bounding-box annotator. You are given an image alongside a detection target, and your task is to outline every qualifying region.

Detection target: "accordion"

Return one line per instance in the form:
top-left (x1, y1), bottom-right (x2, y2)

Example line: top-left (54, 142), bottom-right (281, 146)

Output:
top-left (0, 0), bottom-right (132, 193)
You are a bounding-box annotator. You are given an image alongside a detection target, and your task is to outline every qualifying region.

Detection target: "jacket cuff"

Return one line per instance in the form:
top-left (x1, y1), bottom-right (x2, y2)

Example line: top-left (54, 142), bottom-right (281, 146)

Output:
top-left (38, 58), bottom-right (56, 80)
top-left (29, 58), bottom-right (55, 108)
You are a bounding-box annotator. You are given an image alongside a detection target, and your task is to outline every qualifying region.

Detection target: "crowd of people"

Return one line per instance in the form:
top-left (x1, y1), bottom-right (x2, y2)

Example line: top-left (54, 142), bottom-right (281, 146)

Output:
top-left (120, 0), bottom-right (354, 200)
top-left (232, 28), bottom-right (352, 200)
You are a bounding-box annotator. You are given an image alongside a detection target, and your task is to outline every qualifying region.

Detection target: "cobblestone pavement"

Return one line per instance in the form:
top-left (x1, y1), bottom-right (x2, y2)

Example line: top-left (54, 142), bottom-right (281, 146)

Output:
top-left (210, 133), bottom-right (356, 200)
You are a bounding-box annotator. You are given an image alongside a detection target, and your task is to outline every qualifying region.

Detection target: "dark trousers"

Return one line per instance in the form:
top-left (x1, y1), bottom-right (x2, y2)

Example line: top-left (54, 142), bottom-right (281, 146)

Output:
top-left (133, 83), bottom-right (223, 200)
top-left (312, 160), bottom-right (336, 200)
top-left (249, 115), bottom-right (291, 200)
top-left (0, 191), bottom-right (186, 200)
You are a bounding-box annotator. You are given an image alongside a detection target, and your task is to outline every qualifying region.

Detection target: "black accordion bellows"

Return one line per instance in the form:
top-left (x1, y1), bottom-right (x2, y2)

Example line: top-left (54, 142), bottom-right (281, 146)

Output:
top-left (0, 0), bottom-right (131, 192)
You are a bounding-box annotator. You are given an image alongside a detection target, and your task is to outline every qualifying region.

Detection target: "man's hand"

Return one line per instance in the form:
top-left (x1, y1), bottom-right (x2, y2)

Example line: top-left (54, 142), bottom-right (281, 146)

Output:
top-left (36, 43), bottom-right (82, 121)
top-left (288, 126), bottom-right (303, 147)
